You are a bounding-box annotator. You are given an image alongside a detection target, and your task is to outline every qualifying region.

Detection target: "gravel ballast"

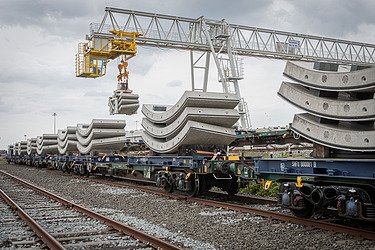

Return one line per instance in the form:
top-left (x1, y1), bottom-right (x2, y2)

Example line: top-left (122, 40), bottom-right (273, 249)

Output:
top-left (1, 163), bottom-right (374, 250)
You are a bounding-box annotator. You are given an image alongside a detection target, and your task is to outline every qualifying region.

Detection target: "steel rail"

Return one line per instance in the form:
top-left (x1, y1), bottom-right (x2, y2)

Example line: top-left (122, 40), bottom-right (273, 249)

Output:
top-left (0, 170), bottom-right (181, 250)
top-left (187, 197), bottom-right (375, 240)
top-left (86, 175), bottom-right (277, 206)
top-left (81, 174), bottom-right (375, 240)
top-left (203, 191), bottom-right (277, 206)
top-left (0, 189), bottom-right (65, 250)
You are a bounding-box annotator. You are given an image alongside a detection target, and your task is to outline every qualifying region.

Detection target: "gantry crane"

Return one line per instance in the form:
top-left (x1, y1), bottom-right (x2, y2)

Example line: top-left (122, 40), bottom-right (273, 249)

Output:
top-left (76, 7), bottom-right (375, 129)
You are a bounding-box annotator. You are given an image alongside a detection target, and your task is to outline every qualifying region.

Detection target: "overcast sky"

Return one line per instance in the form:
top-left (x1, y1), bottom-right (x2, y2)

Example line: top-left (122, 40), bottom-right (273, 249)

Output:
top-left (1, 0), bottom-right (375, 149)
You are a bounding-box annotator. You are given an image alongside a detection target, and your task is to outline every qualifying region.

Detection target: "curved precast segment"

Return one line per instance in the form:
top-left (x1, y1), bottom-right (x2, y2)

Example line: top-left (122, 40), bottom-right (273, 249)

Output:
top-left (117, 103), bottom-right (140, 115)
top-left (36, 134), bottom-right (59, 156)
top-left (278, 82), bottom-right (375, 121)
top-left (27, 138), bottom-right (37, 155)
top-left (36, 134), bottom-right (58, 145)
top-left (17, 141), bottom-right (28, 156)
top-left (76, 119), bottom-right (126, 137)
top-left (76, 129), bottom-right (126, 146)
top-left (58, 141), bottom-right (78, 155)
top-left (108, 91), bottom-right (140, 115)
top-left (37, 145), bottom-right (59, 155)
top-left (12, 143), bottom-right (19, 156)
top-left (77, 136), bottom-right (127, 155)
top-left (58, 134), bottom-right (78, 148)
top-left (291, 113), bottom-right (375, 151)
top-left (283, 61), bottom-right (375, 91)
top-left (57, 127), bottom-right (77, 141)
top-left (8, 145), bottom-right (14, 155)
top-left (142, 121), bottom-right (237, 154)
top-left (142, 108), bottom-right (240, 139)
top-left (142, 91), bottom-right (240, 124)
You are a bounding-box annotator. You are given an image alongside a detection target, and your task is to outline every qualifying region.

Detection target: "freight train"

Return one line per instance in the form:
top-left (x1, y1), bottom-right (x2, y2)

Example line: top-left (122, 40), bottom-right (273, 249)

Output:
top-left (4, 141), bottom-right (375, 222)
top-left (5, 147), bottom-right (253, 198)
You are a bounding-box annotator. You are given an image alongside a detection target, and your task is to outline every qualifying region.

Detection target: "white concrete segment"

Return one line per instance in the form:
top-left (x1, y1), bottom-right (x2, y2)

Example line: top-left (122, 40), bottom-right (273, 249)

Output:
top-left (142, 91), bottom-right (240, 124)
top-left (76, 119), bottom-right (127, 154)
top-left (76, 136), bottom-right (128, 155)
top-left (291, 113), bottom-right (375, 152)
top-left (283, 61), bottom-right (375, 91)
top-left (12, 143), bottom-right (19, 156)
top-left (57, 126), bottom-right (77, 141)
top-left (17, 141), bottom-right (28, 156)
top-left (58, 141), bottom-right (78, 155)
top-left (141, 91), bottom-right (240, 153)
top-left (109, 90), bottom-right (140, 115)
top-left (7, 145), bottom-right (14, 155)
top-left (142, 107), bottom-right (239, 139)
top-left (142, 121), bottom-right (237, 153)
top-left (76, 129), bottom-right (126, 146)
top-left (57, 127), bottom-right (79, 155)
top-left (36, 134), bottom-right (59, 155)
top-left (76, 119), bottom-right (126, 137)
top-left (278, 82), bottom-right (375, 121)
top-left (27, 138), bottom-right (37, 155)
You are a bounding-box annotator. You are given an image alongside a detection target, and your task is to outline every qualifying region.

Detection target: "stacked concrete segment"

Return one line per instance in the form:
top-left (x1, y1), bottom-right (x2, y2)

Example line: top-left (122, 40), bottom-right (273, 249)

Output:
top-left (142, 108), bottom-right (240, 139)
top-left (142, 91), bottom-right (239, 124)
top-left (36, 134), bottom-right (59, 156)
top-left (108, 90), bottom-right (140, 115)
top-left (279, 61), bottom-right (375, 151)
top-left (283, 61), bottom-right (375, 91)
top-left (141, 91), bottom-right (240, 153)
top-left (27, 138), bottom-right (37, 155)
top-left (291, 113), bottom-right (375, 151)
top-left (57, 126), bottom-right (79, 155)
top-left (16, 141), bottom-right (28, 156)
top-left (7, 145), bottom-right (14, 156)
top-left (76, 119), bottom-right (127, 154)
top-left (12, 143), bottom-right (19, 156)
top-left (279, 82), bottom-right (375, 121)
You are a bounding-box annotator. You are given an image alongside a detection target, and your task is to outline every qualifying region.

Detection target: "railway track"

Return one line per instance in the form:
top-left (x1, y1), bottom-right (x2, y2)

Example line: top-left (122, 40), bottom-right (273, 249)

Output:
top-left (0, 170), bottom-right (181, 250)
top-left (78, 173), bottom-right (375, 240)
top-left (2, 164), bottom-right (375, 243)
top-left (0, 194), bottom-right (41, 249)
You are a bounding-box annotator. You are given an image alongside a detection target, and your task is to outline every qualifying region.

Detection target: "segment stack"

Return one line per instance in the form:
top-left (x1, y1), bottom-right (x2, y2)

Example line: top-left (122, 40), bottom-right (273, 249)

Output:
top-left (9, 119), bottom-right (127, 156)
top-left (36, 134), bottom-right (59, 156)
top-left (26, 138), bottom-right (37, 155)
top-left (108, 90), bottom-right (140, 115)
top-left (76, 119), bottom-right (127, 154)
top-left (57, 127), bottom-right (78, 155)
top-left (141, 91), bottom-right (240, 153)
top-left (278, 61), bottom-right (375, 151)
top-left (16, 141), bottom-right (28, 156)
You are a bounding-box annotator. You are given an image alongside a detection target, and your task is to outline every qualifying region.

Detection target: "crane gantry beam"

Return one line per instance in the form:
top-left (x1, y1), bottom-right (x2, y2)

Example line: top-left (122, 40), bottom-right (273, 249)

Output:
top-left (90, 7), bottom-right (375, 66)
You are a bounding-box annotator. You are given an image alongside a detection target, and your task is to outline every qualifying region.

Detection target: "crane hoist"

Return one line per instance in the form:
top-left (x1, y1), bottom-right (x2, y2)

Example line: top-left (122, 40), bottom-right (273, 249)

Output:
top-left (75, 29), bottom-right (142, 115)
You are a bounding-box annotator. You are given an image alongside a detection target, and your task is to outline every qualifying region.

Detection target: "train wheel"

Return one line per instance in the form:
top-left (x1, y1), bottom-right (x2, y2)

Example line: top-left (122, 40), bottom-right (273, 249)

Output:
top-left (186, 175), bottom-right (200, 197)
top-left (226, 176), bottom-right (240, 196)
top-left (291, 195), bottom-right (314, 218)
top-left (163, 183), bottom-right (173, 193)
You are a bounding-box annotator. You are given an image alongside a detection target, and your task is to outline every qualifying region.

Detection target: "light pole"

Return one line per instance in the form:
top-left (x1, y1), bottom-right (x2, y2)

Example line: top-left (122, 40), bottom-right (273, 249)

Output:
top-left (52, 112), bottom-right (57, 134)
top-left (24, 135), bottom-right (27, 140)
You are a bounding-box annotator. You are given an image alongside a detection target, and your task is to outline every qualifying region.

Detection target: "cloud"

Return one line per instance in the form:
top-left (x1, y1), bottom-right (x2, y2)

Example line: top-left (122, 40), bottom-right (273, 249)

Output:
top-left (84, 91), bottom-right (111, 97)
top-left (166, 80), bottom-right (183, 87)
